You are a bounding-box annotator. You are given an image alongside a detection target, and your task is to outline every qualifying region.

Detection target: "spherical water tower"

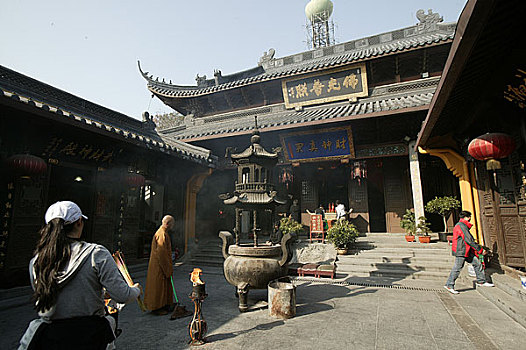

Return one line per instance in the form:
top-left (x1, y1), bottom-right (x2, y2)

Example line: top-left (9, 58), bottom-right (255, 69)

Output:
top-left (305, 0), bottom-right (334, 49)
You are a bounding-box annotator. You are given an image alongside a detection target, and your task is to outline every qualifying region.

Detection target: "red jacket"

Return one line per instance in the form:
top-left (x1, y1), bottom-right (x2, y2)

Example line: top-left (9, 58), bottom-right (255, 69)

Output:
top-left (452, 219), bottom-right (483, 257)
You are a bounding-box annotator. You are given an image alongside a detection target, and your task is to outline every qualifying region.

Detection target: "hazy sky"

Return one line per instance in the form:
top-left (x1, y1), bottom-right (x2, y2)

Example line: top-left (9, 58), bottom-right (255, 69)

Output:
top-left (0, 0), bottom-right (467, 120)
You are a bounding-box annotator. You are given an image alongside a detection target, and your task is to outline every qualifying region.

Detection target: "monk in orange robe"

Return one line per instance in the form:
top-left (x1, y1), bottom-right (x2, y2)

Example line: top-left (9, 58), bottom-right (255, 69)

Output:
top-left (144, 215), bottom-right (174, 315)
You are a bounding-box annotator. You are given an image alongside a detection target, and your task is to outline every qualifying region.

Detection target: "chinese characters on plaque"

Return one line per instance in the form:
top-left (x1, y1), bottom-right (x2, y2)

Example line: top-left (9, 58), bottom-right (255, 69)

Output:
top-left (504, 68), bottom-right (526, 110)
top-left (42, 136), bottom-right (123, 164)
top-left (0, 182), bottom-right (14, 270)
top-left (280, 127), bottom-right (355, 162)
top-left (282, 64), bottom-right (368, 109)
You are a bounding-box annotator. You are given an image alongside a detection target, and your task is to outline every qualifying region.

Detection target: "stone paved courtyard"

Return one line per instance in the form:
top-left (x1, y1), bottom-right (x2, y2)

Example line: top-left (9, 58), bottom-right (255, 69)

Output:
top-left (1, 264), bottom-right (525, 350)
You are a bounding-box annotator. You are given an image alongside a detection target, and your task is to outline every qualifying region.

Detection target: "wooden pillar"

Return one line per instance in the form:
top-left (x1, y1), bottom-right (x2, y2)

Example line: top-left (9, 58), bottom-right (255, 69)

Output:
top-left (184, 169), bottom-right (212, 254)
top-left (409, 141), bottom-right (425, 232)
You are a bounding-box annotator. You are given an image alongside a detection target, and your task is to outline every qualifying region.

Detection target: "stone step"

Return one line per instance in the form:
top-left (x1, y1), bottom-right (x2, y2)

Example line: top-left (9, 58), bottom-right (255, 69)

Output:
top-left (335, 260), bottom-right (452, 273)
top-left (491, 272), bottom-right (526, 303)
top-left (199, 247), bottom-right (222, 253)
top-left (187, 259), bottom-right (223, 268)
top-left (475, 281), bottom-right (526, 330)
top-left (338, 251), bottom-right (454, 264)
top-left (348, 248), bottom-right (451, 257)
top-left (340, 275), bottom-right (448, 290)
top-left (192, 254), bottom-right (224, 262)
top-left (359, 232), bottom-right (408, 236)
top-left (353, 242), bottom-right (450, 250)
top-left (336, 265), bottom-right (450, 280)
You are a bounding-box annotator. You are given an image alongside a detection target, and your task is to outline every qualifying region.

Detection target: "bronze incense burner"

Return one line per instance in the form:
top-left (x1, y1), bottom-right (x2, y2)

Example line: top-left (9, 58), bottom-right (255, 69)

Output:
top-left (219, 118), bottom-right (295, 312)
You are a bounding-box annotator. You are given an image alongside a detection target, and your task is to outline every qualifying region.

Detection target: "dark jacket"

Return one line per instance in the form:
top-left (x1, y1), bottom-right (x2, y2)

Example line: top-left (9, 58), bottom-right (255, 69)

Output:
top-left (452, 219), bottom-right (483, 257)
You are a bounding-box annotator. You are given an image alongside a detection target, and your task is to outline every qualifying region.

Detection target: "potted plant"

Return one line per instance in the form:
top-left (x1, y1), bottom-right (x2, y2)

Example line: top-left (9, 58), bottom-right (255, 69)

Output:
top-left (326, 219), bottom-right (359, 254)
top-left (400, 209), bottom-right (417, 242)
top-left (416, 216), bottom-right (432, 243)
top-left (425, 196), bottom-right (460, 241)
top-left (279, 217), bottom-right (304, 236)
top-left (400, 209), bottom-right (431, 242)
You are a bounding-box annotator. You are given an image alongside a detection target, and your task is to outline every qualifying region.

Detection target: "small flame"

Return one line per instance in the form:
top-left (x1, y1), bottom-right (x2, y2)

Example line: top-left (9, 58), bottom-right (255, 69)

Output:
top-left (104, 299), bottom-right (119, 314)
top-left (190, 268), bottom-right (204, 285)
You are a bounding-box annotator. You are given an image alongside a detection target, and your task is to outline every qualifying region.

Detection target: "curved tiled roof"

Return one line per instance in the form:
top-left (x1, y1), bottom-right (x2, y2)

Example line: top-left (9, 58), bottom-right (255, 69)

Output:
top-left (0, 65), bottom-right (217, 166)
top-left (231, 143), bottom-right (279, 160)
top-left (141, 21), bottom-right (455, 99)
top-left (165, 77), bottom-right (440, 141)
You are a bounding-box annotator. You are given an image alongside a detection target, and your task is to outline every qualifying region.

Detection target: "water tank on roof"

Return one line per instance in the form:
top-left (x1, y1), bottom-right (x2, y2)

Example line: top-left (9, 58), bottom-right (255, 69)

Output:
top-left (305, 0), bottom-right (333, 22)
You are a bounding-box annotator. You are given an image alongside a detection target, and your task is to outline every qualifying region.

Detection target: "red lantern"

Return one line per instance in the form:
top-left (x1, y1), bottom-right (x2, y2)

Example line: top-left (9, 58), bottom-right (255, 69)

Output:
top-left (279, 168), bottom-right (293, 189)
top-left (125, 173), bottom-right (145, 187)
top-left (7, 154), bottom-right (47, 177)
top-left (468, 133), bottom-right (516, 170)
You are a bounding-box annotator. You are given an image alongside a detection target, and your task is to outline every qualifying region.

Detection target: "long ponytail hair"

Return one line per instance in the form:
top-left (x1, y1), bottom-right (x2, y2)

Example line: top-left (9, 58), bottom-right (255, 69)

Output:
top-left (32, 218), bottom-right (74, 313)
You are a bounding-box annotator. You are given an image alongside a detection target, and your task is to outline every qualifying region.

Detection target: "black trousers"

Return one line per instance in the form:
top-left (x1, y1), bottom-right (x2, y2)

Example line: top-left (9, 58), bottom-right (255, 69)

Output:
top-left (30, 316), bottom-right (115, 350)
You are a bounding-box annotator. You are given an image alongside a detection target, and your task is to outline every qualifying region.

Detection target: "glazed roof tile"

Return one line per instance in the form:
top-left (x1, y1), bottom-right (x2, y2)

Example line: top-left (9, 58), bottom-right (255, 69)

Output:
top-left (0, 65), bottom-right (217, 166)
top-left (141, 19), bottom-right (455, 98)
top-left (163, 77), bottom-right (440, 140)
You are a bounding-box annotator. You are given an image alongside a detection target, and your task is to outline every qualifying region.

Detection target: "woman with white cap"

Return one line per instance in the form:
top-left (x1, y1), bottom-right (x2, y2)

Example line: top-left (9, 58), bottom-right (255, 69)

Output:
top-left (19, 201), bottom-right (142, 350)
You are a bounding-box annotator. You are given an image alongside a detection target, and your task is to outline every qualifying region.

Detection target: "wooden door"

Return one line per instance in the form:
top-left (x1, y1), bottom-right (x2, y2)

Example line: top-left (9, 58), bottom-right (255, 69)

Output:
top-left (383, 157), bottom-right (413, 233)
top-left (476, 158), bottom-right (526, 268)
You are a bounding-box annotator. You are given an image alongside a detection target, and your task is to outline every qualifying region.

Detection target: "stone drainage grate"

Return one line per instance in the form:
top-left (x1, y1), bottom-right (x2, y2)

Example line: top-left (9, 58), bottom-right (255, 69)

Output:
top-left (290, 276), bottom-right (445, 292)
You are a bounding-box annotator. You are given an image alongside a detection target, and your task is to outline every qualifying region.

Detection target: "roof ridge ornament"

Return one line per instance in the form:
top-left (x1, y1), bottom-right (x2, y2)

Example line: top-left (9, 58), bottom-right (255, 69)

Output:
top-left (196, 74), bottom-right (207, 87)
top-left (137, 60), bottom-right (149, 79)
top-left (416, 9), bottom-right (443, 33)
top-left (258, 48), bottom-right (276, 68)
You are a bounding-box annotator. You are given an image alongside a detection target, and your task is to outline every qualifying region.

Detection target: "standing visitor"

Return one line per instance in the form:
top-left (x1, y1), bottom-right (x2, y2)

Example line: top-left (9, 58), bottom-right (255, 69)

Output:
top-left (444, 210), bottom-right (494, 294)
top-left (314, 205), bottom-right (326, 220)
top-left (19, 201), bottom-right (141, 349)
top-left (335, 200), bottom-right (346, 220)
top-left (144, 215), bottom-right (175, 315)
top-left (289, 199), bottom-right (300, 223)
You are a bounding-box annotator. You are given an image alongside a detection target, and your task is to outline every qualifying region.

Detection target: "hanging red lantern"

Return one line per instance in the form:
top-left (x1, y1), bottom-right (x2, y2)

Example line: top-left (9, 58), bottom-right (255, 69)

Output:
top-left (279, 168), bottom-right (294, 189)
top-left (468, 133), bottom-right (516, 170)
top-left (7, 154), bottom-right (47, 177)
top-left (125, 173), bottom-right (145, 187)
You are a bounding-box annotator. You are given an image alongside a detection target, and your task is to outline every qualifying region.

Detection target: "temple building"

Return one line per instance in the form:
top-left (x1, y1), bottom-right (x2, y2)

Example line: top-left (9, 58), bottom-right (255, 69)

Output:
top-left (417, 0), bottom-right (526, 272)
top-left (141, 7), bottom-right (460, 241)
top-left (0, 65), bottom-right (217, 287)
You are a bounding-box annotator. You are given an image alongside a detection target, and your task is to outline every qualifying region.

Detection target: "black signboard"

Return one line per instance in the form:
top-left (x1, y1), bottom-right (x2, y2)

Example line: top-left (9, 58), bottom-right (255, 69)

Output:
top-left (282, 63), bottom-right (368, 109)
top-left (280, 126), bottom-right (355, 162)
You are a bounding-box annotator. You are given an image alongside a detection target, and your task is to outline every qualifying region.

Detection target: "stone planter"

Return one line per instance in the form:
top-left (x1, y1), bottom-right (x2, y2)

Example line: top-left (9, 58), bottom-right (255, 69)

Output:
top-left (418, 236), bottom-right (431, 243)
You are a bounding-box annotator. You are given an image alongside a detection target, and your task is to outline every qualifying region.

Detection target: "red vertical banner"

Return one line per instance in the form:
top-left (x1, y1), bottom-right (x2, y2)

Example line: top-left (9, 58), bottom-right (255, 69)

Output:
top-left (310, 214), bottom-right (323, 233)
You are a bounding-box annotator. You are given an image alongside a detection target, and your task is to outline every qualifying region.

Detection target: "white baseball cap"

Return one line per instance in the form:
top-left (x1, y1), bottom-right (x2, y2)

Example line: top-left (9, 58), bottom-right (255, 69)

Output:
top-left (45, 201), bottom-right (88, 225)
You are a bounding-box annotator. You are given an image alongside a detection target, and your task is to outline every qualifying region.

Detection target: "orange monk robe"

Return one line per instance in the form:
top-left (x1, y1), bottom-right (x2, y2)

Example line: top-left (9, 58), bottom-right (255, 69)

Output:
top-left (144, 226), bottom-right (173, 311)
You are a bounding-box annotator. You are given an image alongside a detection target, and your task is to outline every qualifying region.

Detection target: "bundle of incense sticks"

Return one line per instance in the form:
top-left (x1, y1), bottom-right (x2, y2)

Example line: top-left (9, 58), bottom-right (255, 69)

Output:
top-left (112, 251), bottom-right (147, 312)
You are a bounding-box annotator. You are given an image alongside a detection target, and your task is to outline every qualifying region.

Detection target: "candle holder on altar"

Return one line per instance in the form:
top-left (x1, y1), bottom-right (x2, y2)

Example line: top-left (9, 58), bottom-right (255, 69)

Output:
top-left (188, 268), bottom-right (207, 346)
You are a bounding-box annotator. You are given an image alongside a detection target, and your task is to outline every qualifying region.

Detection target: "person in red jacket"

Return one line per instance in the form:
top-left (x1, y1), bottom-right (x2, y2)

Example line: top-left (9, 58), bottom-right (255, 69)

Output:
top-left (444, 210), bottom-right (494, 294)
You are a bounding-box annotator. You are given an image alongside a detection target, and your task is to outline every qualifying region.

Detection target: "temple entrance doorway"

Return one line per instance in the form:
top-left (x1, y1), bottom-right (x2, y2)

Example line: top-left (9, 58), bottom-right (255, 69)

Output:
top-left (367, 159), bottom-right (387, 232)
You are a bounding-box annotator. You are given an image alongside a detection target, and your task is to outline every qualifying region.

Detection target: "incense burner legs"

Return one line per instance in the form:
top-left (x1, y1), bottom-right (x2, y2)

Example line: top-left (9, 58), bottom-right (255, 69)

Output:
top-left (236, 283), bottom-right (249, 312)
